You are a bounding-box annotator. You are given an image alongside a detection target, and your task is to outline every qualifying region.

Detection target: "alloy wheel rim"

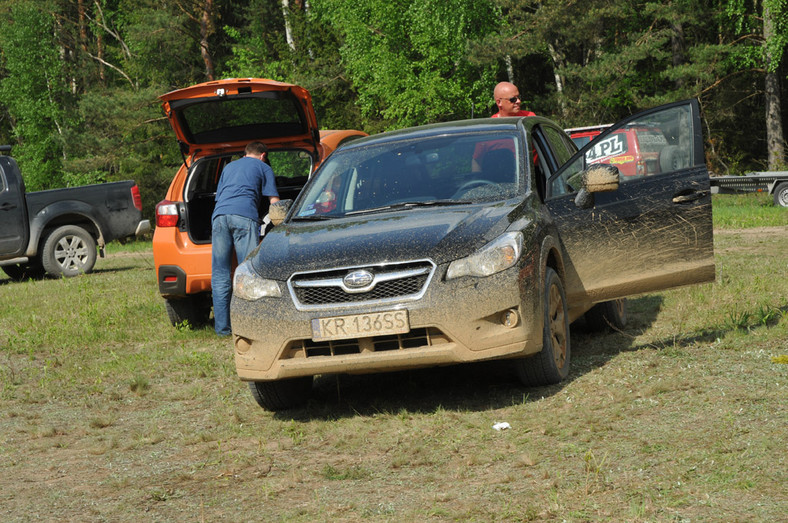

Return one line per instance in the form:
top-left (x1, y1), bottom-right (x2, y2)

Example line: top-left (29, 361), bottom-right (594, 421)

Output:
top-left (549, 283), bottom-right (567, 367)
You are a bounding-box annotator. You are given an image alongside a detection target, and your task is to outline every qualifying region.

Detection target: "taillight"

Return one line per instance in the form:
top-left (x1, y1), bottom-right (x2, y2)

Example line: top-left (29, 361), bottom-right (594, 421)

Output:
top-left (156, 200), bottom-right (180, 228)
top-left (131, 185), bottom-right (143, 211)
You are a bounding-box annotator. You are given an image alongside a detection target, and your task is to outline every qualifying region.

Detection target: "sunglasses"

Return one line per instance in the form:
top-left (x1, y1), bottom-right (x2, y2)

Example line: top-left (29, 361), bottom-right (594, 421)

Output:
top-left (507, 95), bottom-right (521, 103)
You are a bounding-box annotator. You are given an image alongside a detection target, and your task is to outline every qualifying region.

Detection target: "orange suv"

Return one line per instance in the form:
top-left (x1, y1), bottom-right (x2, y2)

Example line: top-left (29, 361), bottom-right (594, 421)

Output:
top-left (566, 124), bottom-right (687, 178)
top-left (153, 78), bottom-right (366, 327)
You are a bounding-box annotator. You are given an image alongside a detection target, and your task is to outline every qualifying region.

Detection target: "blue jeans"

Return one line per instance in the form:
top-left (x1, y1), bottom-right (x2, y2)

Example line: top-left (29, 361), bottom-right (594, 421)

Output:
top-left (212, 214), bottom-right (260, 335)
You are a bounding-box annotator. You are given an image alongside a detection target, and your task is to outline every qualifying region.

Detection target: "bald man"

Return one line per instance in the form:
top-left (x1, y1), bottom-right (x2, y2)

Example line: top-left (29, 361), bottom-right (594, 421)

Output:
top-left (492, 82), bottom-right (535, 117)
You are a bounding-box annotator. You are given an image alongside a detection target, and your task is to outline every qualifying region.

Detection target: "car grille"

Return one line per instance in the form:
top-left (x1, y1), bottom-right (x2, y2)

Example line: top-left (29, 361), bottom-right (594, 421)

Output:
top-left (282, 327), bottom-right (450, 359)
top-left (288, 260), bottom-right (436, 311)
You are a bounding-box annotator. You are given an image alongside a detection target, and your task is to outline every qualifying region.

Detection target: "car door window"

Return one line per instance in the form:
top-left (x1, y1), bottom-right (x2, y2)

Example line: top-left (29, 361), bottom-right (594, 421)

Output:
top-left (549, 102), bottom-right (700, 199)
top-left (537, 125), bottom-right (579, 199)
top-left (542, 126), bottom-right (577, 166)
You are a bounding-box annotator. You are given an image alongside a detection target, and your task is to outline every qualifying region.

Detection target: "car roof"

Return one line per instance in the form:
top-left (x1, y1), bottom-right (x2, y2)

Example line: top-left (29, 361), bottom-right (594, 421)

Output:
top-left (565, 124), bottom-right (612, 135)
top-left (337, 116), bottom-right (555, 150)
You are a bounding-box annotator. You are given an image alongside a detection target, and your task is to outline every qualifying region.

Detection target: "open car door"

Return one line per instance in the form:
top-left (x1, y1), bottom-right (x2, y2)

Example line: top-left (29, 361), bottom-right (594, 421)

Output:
top-left (542, 99), bottom-right (715, 306)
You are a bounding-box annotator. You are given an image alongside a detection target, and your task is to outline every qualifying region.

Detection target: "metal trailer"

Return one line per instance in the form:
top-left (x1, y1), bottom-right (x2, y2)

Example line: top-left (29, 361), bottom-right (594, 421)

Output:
top-left (710, 172), bottom-right (788, 208)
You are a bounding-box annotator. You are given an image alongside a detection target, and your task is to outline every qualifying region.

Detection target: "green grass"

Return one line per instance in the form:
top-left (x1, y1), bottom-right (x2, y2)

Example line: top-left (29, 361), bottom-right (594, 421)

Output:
top-left (0, 197), bottom-right (786, 521)
top-left (712, 193), bottom-right (788, 229)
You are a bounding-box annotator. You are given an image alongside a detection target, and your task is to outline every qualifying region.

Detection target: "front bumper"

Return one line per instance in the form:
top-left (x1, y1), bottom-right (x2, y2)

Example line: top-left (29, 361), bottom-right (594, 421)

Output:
top-left (231, 263), bottom-right (541, 381)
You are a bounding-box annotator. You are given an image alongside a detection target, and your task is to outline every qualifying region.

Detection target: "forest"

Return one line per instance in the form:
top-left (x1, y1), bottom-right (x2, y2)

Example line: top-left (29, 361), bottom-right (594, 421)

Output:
top-left (0, 0), bottom-right (785, 219)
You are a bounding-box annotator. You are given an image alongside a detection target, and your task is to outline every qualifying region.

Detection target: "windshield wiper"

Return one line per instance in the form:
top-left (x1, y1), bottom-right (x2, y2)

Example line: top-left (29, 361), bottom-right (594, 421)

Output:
top-left (345, 199), bottom-right (472, 216)
top-left (290, 214), bottom-right (335, 221)
top-left (405, 199), bottom-right (472, 207)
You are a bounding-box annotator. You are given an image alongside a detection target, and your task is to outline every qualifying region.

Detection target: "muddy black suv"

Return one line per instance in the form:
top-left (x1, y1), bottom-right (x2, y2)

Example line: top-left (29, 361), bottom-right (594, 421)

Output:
top-left (230, 99), bottom-right (715, 410)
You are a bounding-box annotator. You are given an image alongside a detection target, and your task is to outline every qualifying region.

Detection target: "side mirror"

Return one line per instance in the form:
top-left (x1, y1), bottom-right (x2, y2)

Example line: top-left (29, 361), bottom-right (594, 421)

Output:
top-left (573, 164), bottom-right (620, 209)
top-left (269, 199), bottom-right (293, 226)
top-left (583, 164), bottom-right (620, 193)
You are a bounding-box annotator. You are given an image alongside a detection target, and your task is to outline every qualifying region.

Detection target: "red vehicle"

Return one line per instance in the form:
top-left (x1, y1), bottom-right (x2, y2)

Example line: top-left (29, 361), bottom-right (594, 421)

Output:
top-left (153, 78), bottom-right (366, 327)
top-left (566, 124), bottom-right (685, 178)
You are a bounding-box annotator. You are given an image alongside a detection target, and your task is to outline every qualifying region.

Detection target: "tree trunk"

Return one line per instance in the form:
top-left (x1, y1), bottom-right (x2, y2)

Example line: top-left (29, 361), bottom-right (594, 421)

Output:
top-left (547, 42), bottom-right (567, 116)
top-left (77, 0), bottom-right (88, 53)
top-left (670, 19), bottom-right (685, 89)
top-left (764, 4), bottom-right (785, 170)
top-left (200, 0), bottom-right (215, 81)
top-left (282, 0), bottom-right (296, 51)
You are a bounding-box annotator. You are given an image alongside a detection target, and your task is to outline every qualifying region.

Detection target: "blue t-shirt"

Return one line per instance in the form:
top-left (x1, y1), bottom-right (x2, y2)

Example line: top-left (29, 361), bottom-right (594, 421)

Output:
top-left (212, 156), bottom-right (279, 223)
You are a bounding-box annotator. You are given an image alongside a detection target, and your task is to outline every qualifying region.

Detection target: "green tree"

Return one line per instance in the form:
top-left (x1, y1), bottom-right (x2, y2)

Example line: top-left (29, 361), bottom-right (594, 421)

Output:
top-left (0, 0), bottom-right (73, 189)
top-left (315, 0), bottom-right (500, 131)
top-left (221, 0), bottom-right (363, 131)
top-left (475, 0), bottom-right (786, 173)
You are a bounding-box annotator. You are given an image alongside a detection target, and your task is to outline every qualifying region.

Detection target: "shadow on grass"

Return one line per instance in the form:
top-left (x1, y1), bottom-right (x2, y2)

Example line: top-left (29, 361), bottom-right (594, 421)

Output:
top-left (89, 266), bottom-right (137, 276)
top-left (275, 295), bottom-right (669, 421)
top-left (0, 265), bottom-right (135, 285)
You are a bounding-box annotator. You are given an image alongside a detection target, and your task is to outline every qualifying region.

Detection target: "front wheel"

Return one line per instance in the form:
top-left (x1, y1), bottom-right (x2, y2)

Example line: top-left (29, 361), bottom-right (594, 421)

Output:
top-left (774, 183), bottom-right (788, 208)
top-left (41, 225), bottom-right (97, 277)
top-left (514, 267), bottom-right (571, 386)
top-left (248, 377), bottom-right (313, 411)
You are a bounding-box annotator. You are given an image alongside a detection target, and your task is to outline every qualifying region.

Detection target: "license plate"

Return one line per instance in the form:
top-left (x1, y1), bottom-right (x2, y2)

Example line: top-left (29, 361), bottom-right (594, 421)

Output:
top-left (311, 310), bottom-right (409, 342)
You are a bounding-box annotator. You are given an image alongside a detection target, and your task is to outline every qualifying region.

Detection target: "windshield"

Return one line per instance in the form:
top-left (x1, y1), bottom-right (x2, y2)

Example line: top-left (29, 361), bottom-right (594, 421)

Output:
top-left (293, 132), bottom-right (523, 218)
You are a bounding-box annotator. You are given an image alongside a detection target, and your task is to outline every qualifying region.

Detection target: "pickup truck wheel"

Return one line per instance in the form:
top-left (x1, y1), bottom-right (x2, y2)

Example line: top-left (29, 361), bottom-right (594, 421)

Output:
top-left (514, 267), bottom-right (571, 386)
top-left (41, 225), bottom-right (97, 277)
top-left (584, 298), bottom-right (628, 332)
top-left (774, 183), bottom-right (788, 208)
top-left (2, 262), bottom-right (45, 281)
top-left (248, 378), bottom-right (313, 411)
top-left (164, 296), bottom-right (211, 327)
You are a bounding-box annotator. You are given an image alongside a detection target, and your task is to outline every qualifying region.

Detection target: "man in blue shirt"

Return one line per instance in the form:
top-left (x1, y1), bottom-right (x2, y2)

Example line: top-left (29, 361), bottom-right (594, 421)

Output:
top-left (211, 141), bottom-right (280, 336)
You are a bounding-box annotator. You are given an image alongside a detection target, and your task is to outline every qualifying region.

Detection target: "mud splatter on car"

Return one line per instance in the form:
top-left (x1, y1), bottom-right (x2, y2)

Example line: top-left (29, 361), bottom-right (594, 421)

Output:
top-left (231, 99), bottom-right (715, 411)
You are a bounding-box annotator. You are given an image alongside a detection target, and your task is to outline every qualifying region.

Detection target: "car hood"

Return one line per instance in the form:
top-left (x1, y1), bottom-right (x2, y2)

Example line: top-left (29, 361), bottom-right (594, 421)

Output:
top-left (252, 203), bottom-right (520, 280)
top-left (159, 78), bottom-right (320, 157)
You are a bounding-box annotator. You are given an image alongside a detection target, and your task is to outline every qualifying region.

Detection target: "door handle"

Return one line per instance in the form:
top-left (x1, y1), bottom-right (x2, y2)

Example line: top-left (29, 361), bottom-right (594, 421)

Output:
top-left (0, 202), bottom-right (17, 211)
top-left (672, 191), bottom-right (709, 204)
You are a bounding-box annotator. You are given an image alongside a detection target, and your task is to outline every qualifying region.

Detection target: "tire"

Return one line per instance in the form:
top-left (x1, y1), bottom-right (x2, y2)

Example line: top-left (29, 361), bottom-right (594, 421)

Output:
top-left (41, 225), bottom-right (97, 277)
top-left (248, 377), bottom-right (313, 411)
top-left (584, 298), bottom-right (628, 332)
top-left (659, 145), bottom-right (689, 173)
top-left (164, 295), bottom-right (212, 327)
top-left (774, 182), bottom-right (788, 208)
top-left (514, 267), bottom-right (571, 386)
top-left (1, 262), bottom-right (45, 281)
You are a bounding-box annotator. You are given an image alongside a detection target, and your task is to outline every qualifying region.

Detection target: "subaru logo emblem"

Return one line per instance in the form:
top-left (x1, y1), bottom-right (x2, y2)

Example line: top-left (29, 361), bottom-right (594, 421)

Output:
top-left (344, 270), bottom-right (374, 289)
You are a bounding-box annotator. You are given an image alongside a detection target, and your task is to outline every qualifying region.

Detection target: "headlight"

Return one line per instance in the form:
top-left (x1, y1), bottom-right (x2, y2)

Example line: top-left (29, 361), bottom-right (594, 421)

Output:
top-left (446, 231), bottom-right (523, 279)
top-left (233, 261), bottom-right (282, 300)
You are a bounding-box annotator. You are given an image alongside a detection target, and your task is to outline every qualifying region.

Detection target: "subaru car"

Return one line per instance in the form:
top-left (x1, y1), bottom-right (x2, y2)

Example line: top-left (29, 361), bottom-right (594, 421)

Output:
top-left (231, 100), bottom-right (715, 410)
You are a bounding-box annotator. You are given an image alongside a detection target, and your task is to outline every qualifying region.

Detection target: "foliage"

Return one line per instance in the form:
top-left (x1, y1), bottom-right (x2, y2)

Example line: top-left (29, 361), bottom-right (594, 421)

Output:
top-left (0, 0), bottom-right (73, 189)
top-left (316, 0), bottom-right (500, 130)
top-left (0, 0), bottom-right (784, 211)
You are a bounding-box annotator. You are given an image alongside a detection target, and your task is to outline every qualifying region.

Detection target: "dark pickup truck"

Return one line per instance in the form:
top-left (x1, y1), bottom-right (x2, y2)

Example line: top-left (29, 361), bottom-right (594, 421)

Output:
top-left (0, 146), bottom-right (150, 279)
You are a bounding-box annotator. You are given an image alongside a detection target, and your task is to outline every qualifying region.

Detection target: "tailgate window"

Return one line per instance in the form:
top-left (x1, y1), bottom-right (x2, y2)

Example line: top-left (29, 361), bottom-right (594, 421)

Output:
top-left (174, 93), bottom-right (307, 144)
